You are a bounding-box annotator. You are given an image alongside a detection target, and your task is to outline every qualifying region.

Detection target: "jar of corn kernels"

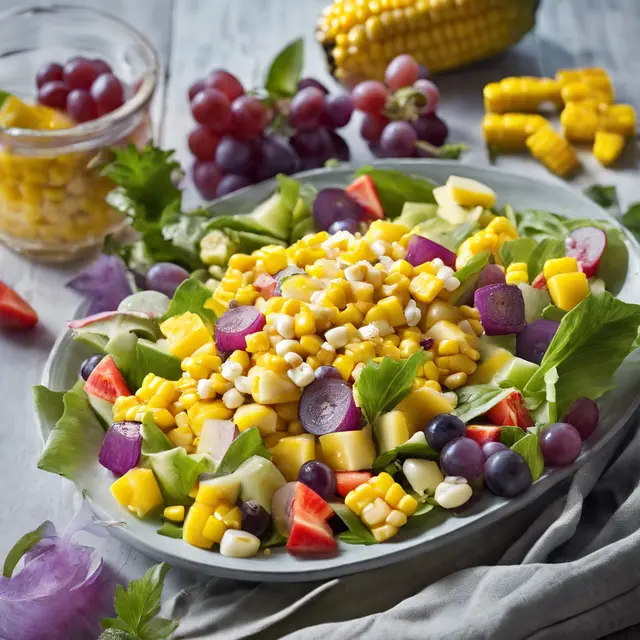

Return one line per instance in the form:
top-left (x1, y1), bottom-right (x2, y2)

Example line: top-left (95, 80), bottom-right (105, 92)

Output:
top-left (0, 5), bottom-right (158, 261)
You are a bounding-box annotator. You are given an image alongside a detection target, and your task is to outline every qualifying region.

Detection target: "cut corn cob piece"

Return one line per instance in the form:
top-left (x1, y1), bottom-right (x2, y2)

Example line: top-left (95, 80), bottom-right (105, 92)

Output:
top-left (526, 125), bottom-right (580, 177)
top-left (593, 131), bottom-right (625, 167)
top-left (482, 113), bottom-right (548, 150)
top-left (483, 76), bottom-right (562, 113)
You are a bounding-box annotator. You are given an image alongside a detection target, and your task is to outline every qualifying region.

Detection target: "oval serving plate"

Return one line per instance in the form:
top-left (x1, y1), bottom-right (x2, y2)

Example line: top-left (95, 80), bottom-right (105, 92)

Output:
top-left (37, 160), bottom-right (640, 582)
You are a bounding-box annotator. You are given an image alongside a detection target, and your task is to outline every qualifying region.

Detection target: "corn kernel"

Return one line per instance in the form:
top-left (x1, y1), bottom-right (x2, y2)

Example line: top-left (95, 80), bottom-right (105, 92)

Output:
top-left (438, 339), bottom-right (459, 356)
top-left (245, 331), bottom-right (270, 353)
top-left (424, 360), bottom-right (439, 381)
top-left (164, 505), bottom-right (185, 523)
top-left (229, 350), bottom-right (251, 371)
top-left (371, 523), bottom-right (399, 542)
top-left (443, 372), bottom-right (468, 389)
top-left (399, 339), bottom-right (420, 358)
top-left (336, 303), bottom-right (364, 327)
top-left (424, 380), bottom-right (443, 392)
top-left (397, 494), bottom-right (418, 516)
top-left (386, 509), bottom-right (408, 527)
top-left (459, 305), bottom-right (480, 320)
top-left (300, 334), bottom-right (323, 356)
top-left (183, 503), bottom-right (215, 549)
top-left (210, 372), bottom-right (233, 394)
top-left (294, 311), bottom-right (316, 337)
top-left (222, 506), bottom-right (242, 530)
top-left (349, 341), bottom-right (376, 364)
top-left (377, 296), bottom-right (406, 327)
top-left (333, 354), bottom-right (356, 381)
top-left (370, 472), bottom-right (395, 497)
top-left (409, 272), bottom-right (445, 303)
top-left (288, 420), bottom-right (304, 435)
top-left (362, 497), bottom-right (393, 527)
top-left (364, 305), bottom-right (388, 324)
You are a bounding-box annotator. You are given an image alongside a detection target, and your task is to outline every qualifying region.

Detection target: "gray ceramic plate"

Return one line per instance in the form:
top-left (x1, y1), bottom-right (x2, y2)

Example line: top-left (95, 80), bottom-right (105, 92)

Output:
top-left (36, 160), bottom-right (640, 582)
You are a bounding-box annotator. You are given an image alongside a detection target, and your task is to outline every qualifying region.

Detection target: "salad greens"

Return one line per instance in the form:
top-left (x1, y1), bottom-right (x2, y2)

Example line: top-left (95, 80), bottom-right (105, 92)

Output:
top-left (584, 185), bottom-right (618, 209)
top-left (453, 385), bottom-right (516, 424)
top-left (160, 278), bottom-right (216, 328)
top-left (511, 434), bottom-right (544, 481)
top-left (372, 435), bottom-right (438, 473)
top-left (499, 426), bottom-right (528, 447)
top-left (215, 427), bottom-right (271, 475)
top-left (331, 503), bottom-right (378, 545)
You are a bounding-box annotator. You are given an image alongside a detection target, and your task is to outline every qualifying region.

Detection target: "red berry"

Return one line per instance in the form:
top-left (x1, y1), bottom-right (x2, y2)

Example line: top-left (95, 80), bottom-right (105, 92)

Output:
top-left (385, 54), bottom-right (419, 91)
top-left (188, 79), bottom-right (205, 101)
top-left (192, 161), bottom-right (223, 200)
top-left (230, 95), bottom-right (268, 140)
top-left (352, 81), bottom-right (388, 114)
top-left (91, 59), bottom-right (112, 76)
top-left (91, 73), bottom-right (125, 115)
top-left (190, 88), bottom-right (232, 132)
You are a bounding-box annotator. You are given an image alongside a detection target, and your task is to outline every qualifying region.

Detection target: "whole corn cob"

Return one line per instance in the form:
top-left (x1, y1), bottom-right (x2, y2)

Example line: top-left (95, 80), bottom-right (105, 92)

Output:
top-left (316, 0), bottom-right (540, 84)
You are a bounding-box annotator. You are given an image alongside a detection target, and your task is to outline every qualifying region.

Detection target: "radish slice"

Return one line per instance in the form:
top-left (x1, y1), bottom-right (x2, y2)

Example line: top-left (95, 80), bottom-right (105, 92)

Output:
top-left (298, 378), bottom-right (360, 436)
top-left (406, 235), bottom-right (457, 269)
top-left (474, 284), bottom-right (525, 335)
top-left (271, 482), bottom-right (297, 537)
top-left (565, 227), bottom-right (607, 278)
top-left (215, 306), bottom-right (266, 352)
top-left (98, 421), bottom-right (142, 475)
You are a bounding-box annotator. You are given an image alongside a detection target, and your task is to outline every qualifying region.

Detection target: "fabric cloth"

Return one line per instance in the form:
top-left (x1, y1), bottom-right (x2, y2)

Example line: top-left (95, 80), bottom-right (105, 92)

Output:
top-left (168, 415), bottom-right (640, 640)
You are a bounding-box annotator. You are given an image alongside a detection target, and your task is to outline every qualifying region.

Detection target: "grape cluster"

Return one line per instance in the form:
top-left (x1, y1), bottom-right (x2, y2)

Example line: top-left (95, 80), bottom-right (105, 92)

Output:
top-left (36, 57), bottom-right (125, 123)
top-left (187, 71), bottom-right (354, 200)
top-left (353, 54), bottom-right (449, 159)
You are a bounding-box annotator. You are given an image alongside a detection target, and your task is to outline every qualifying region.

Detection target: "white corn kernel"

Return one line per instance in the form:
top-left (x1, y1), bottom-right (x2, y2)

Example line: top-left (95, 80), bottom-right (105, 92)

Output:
top-left (222, 388), bottom-right (245, 409)
top-left (219, 529), bottom-right (261, 558)
top-left (345, 262), bottom-right (368, 282)
top-left (352, 362), bottom-right (365, 380)
top-left (234, 375), bottom-right (252, 394)
top-left (321, 341), bottom-right (336, 352)
top-left (284, 352), bottom-right (303, 368)
top-left (378, 255), bottom-right (394, 270)
top-left (275, 315), bottom-right (295, 339)
top-left (402, 459), bottom-right (444, 496)
top-left (435, 477), bottom-right (473, 509)
top-left (362, 498), bottom-right (392, 527)
top-left (325, 326), bottom-right (349, 349)
top-left (221, 360), bottom-right (243, 382)
top-left (458, 319), bottom-right (475, 335)
top-left (358, 323), bottom-right (380, 340)
top-left (444, 276), bottom-right (461, 292)
top-left (391, 242), bottom-right (406, 258)
top-left (275, 339), bottom-right (300, 357)
top-left (314, 258), bottom-right (342, 278)
top-left (269, 334), bottom-right (283, 348)
top-left (404, 299), bottom-right (422, 327)
top-left (386, 509), bottom-right (408, 528)
top-left (436, 266), bottom-right (455, 281)
top-left (196, 379), bottom-right (214, 400)
top-left (371, 319), bottom-right (394, 337)
top-left (431, 258), bottom-right (444, 268)
top-left (371, 240), bottom-right (390, 257)
top-left (288, 362), bottom-right (315, 388)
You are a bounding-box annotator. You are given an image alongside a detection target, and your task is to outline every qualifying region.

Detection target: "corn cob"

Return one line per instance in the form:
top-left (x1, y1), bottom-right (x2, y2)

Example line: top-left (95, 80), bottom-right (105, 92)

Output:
top-left (526, 125), bottom-right (579, 177)
top-left (316, 0), bottom-right (539, 83)
top-left (483, 76), bottom-right (562, 113)
top-left (482, 113), bottom-right (548, 150)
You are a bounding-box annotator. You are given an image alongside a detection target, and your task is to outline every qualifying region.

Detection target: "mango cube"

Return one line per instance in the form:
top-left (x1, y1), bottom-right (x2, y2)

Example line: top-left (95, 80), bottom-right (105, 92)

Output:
top-left (447, 176), bottom-right (497, 208)
top-left (160, 312), bottom-right (212, 359)
top-left (183, 502), bottom-right (216, 549)
top-left (543, 257), bottom-right (578, 281)
top-left (110, 468), bottom-right (164, 518)
top-left (233, 403), bottom-right (278, 434)
top-left (319, 429), bottom-right (376, 471)
top-left (396, 387), bottom-right (455, 433)
top-left (409, 273), bottom-right (445, 304)
top-left (252, 370), bottom-right (301, 404)
top-left (547, 271), bottom-right (589, 311)
top-left (268, 434), bottom-right (316, 481)
top-left (375, 411), bottom-right (410, 453)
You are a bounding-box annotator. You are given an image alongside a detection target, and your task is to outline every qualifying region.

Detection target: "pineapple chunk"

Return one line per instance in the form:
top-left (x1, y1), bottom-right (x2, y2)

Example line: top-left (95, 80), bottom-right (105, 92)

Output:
top-left (278, 275), bottom-right (323, 302)
top-left (269, 434), bottom-right (316, 481)
top-left (252, 370), bottom-right (301, 404)
top-left (426, 320), bottom-right (477, 350)
top-left (547, 272), bottom-right (589, 311)
top-left (110, 468), bottom-right (164, 518)
top-left (375, 411), bottom-right (410, 453)
top-left (319, 429), bottom-right (376, 471)
top-left (233, 403), bottom-right (278, 435)
top-left (160, 312), bottom-right (212, 359)
top-left (447, 176), bottom-right (497, 208)
top-left (396, 387), bottom-right (455, 434)
top-left (196, 475), bottom-right (241, 507)
top-left (183, 502), bottom-right (216, 549)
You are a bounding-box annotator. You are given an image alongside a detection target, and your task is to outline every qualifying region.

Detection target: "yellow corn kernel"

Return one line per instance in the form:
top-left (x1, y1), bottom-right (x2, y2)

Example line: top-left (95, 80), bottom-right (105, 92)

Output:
top-left (376, 296), bottom-right (405, 327)
top-left (389, 259), bottom-right (414, 278)
top-left (233, 403), bottom-right (278, 435)
top-left (294, 310), bottom-right (316, 337)
top-left (300, 334), bottom-right (323, 356)
top-left (412, 377), bottom-right (426, 390)
top-left (593, 131), bottom-right (625, 167)
top-left (164, 505), bottom-right (185, 523)
top-left (349, 341), bottom-right (376, 364)
top-left (168, 427), bottom-right (194, 448)
top-left (234, 285), bottom-right (258, 306)
top-left (345, 484), bottom-right (378, 516)
top-left (547, 271), bottom-right (589, 311)
top-left (113, 395), bottom-right (140, 421)
top-left (399, 339), bottom-right (420, 359)
top-left (263, 353), bottom-right (290, 374)
top-left (336, 303), bottom-right (364, 327)
top-left (598, 104), bottom-right (636, 137)
top-left (282, 299), bottom-right (303, 316)
top-left (526, 125), bottom-right (580, 178)
top-left (306, 356), bottom-right (321, 370)
top-left (362, 497), bottom-right (393, 527)
top-left (174, 411), bottom-right (190, 430)
top-left (448, 354), bottom-right (477, 375)
top-left (505, 270), bottom-right (529, 286)
top-left (424, 360), bottom-right (440, 381)
top-left (371, 523), bottom-right (399, 542)
top-left (110, 468), bottom-right (164, 518)
top-left (160, 312), bottom-right (213, 360)
top-left (463, 347), bottom-right (480, 362)
top-left (259, 246), bottom-right (288, 274)
top-left (386, 509), bottom-right (408, 528)
top-left (397, 493), bottom-right (418, 516)
top-left (351, 282), bottom-right (376, 303)
top-left (264, 297), bottom-right (286, 314)
top-left (333, 354), bottom-right (356, 381)
top-left (228, 253), bottom-right (256, 272)
top-left (560, 102), bottom-right (599, 142)
top-left (379, 342), bottom-right (401, 359)
top-left (183, 502), bottom-right (215, 549)
top-left (365, 220), bottom-right (409, 244)
top-left (245, 331), bottom-right (270, 353)
top-left (316, 347), bottom-right (336, 366)
top-left (228, 350), bottom-right (250, 371)
top-left (364, 305), bottom-right (388, 324)
top-left (409, 272), bottom-right (445, 304)
top-left (384, 482), bottom-right (406, 508)
top-left (202, 514), bottom-right (227, 544)
top-left (438, 339), bottom-right (459, 356)
top-left (424, 380), bottom-right (443, 392)
top-left (188, 400), bottom-right (234, 435)
top-left (210, 372), bottom-right (233, 394)
top-left (543, 257), bottom-right (578, 281)
top-left (443, 371), bottom-right (468, 390)
top-left (370, 472), bottom-right (395, 497)
top-left (222, 506), bottom-right (242, 530)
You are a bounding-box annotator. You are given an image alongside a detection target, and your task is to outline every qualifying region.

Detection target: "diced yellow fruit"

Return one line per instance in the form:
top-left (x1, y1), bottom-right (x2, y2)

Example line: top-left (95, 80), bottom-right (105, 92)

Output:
top-left (364, 220), bottom-right (409, 244)
top-left (547, 272), bottom-right (590, 311)
top-left (110, 475), bottom-right (133, 507)
top-left (409, 272), bottom-right (445, 304)
top-left (196, 475), bottom-right (241, 507)
top-left (543, 257), bottom-right (579, 281)
top-left (375, 410), bottom-right (410, 453)
top-left (274, 401), bottom-right (299, 422)
top-left (245, 331), bottom-right (270, 353)
top-left (447, 176), bottom-right (497, 208)
top-left (426, 320), bottom-right (476, 351)
top-left (268, 434), bottom-right (316, 481)
top-left (202, 514), bottom-right (227, 544)
top-left (264, 432), bottom-right (288, 449)
top-left (371, 523), bottom-right (399, 542)
top-left (377, 296), bottom-right (406, 326)
top-left (188, 400), bottom-right (233, 436)
top-left (233, 403), bottom-right (278, 435)
top-left (163, 505), bottom-right (185, 523)
top-left (110, 468), bottom-right (164, 518)
top-left (183, 502), bottom-right (216, 549)
top-left (396, 387), bottom-right (455, 434)
top-left (319, 429), bottom-right (376, 472)
top-left (332, 354), bottom-right (356, 381)
top-left (252, 369), bottom-right (301, 404)
top-left (222, 506), bottom-right (242, 530)
top-left (468, 349), bottom-right (513, 386)
top-left (160, 312), bottom-right (212, 359)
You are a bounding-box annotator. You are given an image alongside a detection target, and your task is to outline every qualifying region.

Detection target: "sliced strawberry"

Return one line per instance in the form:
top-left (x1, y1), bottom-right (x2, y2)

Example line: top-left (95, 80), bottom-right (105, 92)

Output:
top-left (0, 281), bottom-right (38, 330)
top-left (465, 425), bottom-right (502, 446)
top-left (531, 272), bottom-right (546, 290)
top-left (487, 391), bottom-right (534, 428)
top-left (84, 355), bottom-right (132, 403)
top-left (294, 482), bottom-right (334, 521)
top-left (335, 471), bottom-right (373, 497)
top-left (346, 175), bottom-right (384, 220)
top-left (565, 227), bottom-right (607, 278)
top-left (286, 514), bottom-right (337, 556)
top-left (254, 273), bottom-right (277, 300)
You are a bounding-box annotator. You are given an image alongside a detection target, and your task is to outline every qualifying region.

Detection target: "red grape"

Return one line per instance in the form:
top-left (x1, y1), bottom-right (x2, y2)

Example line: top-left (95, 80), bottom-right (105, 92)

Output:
top-left (540, 423), bottom-right (582, 467)
top-left (230, 95), bottom-right (268, 140)
top-left (255, 134), bottom-right (300, 182)
top-left (411, 113), bottom-right (448, 146)
top-left (91, 59), bottom-right (112, 76)
top-left (190, 88), bottom-right (232, 132)
top-left (188, 125), bottom-right (220, 160)
top-left (192, 160), bottom-right (223, 200)
top-left (66, 89), bottom-right (98, 123)
top-left (379, 121), bottom-right (417, 157)
top-left (385, 54), bottom-right (419, 91)
top-left (63, 57), bottom-right (99, 91)
top-left (36, 62), bottom-right (63, 88)
top-left (321, 93), bottom-right (354, 129)
top-left (352, 80), bottom-right (388, 114)
top-left (91, 73), bottom-right (125, 115)
top-left (205, 69), bottom-right (244, 102)
top-left (215, 135), bottom-right (256, 175)
top-left (288, 87), bottom-right (325, 131)
top-left (37, 81), bottom-right (69, 110)
top-left (298, 77), bottom-right (329, 95)
top-left (360, 112), bottom-right (389, 141)
top-left (216, 173), bottom-right (252, 197)
top-left (188, 79), bottom-right (205, 101)
top-left (561, 397), bottom-right (599, 441)
top-left (414, 79), bottom-right (440, 115)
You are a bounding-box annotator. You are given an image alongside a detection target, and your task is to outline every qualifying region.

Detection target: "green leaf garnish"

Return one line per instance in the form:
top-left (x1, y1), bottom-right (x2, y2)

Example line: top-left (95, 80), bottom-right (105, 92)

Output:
top-left (265, 38), bottom-right (304, 98)
top-left (453, 384), bottom-right (516, 424)
top-left (584, 185), bottom-right (618, 209)
top-left (499, 426), bottom-right (527, 447)
top-left (527, 238), bottom-right (565, 282)
top-left (372, 434), bottom-right (438, 473)
top-left (355, 350), bottom-right (427, 426)
top-left (260, 527), bottom-right (287, 549)
top-left (157, 522), bottom-right (183, 539)
top-left (215, 427), bottom-right (270, 476)
top-left (331, 503), bottom-right (378, 545)
top-left (542, 305), bottom-right (567, 322)
top-left (510, 433), bottom-right (544, 481)
top-left (2, 521), bottom-right (53, 578)
top-left (622, 202), bottom-right (640, 240)
top-left (499, 237), bottom-right (537, 268)
top-left (160, 278), bottom-right (216, 330)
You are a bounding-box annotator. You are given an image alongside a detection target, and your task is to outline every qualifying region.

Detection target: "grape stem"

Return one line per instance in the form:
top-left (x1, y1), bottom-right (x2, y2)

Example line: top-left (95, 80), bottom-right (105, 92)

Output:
top-left (383, 86), bottom-right (429, 122)
top-left (415, 141), bottom-right (468, 160)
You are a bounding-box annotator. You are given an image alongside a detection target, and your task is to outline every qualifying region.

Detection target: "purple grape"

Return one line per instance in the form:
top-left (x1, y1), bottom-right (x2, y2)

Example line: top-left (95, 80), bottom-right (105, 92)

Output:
top-left (540, 423), bottom-right (582, 467)
top-left (298, 77), bottom-right (329, 94)
top-left (146, 263), bottom-right (190, 297)
top-left (215, 135), bottom-right (256, 175)
top-left (239, 501), bottom-right (269, 537)
top-left (192, 161), bottom-right (222, 200)
top-left (385, 54), bottom-right (419, 91)
top-left (561, 397), bottom-right (599, 440)
top-left (37, 81), bottom-right (69, 110)
top-left (290, 128), bottom-right (333, 161)
top-left (289, 87), bottom-right (325, 130)
top-left (439, 437), bottom-right (484, 479)
top-left (216, 173), bottom-right (252, 197)
top-left (328, 219), bottom-right (359, 234)
top-left (414, 79), bottom-right (440, 115)
top-left (297, 460), bottom-right (337, 499)
top-left (321, 93), bottom-right (354, 129)
top-left (66, 89), bottom-right (98, 123)
top-left (379, 121), bottom-right (417, 158)
top-left (315, 365), bottom-right (343, 381)
top-left (80, 354), bottom-right (103, 381)
top-left (516, 319), bottom-right (560, 365)
top-left (255, 134), bottom-right (300, 182)
top-left (411, 113), bottom-right (448, 146)
top-left (360, 113), bottom-right (389, 142)
top-left (36, 62), bottom-right (64, 88)
top-left (328, 130), bottom-right (350, 162)
top-left (424, 413), bottom-right (465, 452)
top-left (312, 188), bottom-right (365, 231)
top-left (484, 450), bottom-right (532, 497)
top-left (482, 441), bottom-right (509, 461)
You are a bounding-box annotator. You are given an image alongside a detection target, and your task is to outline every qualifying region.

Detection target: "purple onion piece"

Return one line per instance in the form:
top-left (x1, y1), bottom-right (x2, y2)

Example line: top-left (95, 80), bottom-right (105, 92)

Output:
top-left (516, 319), bottom-right (560, 365)
top-left (420, 338), bottom-right (434, 350)
top-left (98, 421), bottom-right (142, 475)
top-left (405, 235), bottom-right (457, 269)
top-left (474, 284), bottom-right (525, 336)
top-left (298, 378), bottom-right (360, 436)
top-left (215, 306), bottom-right (266, 352)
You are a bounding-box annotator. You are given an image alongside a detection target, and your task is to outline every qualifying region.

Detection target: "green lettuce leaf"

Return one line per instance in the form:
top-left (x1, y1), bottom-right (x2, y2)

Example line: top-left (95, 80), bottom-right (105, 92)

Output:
top-left (542, 305), bottom-right (567, 322)
top-left (622, 202), bottom-right (640, 239)
top-left (524, 292), bottom-right (640, 414)
top-left (215, 427), bottom-right (270, 475)
top-left (584, 185), bottom-right (618, 209)
top-left (372, 433), bottom-right (438, 472)
top-left (453, 384), bottom-right (516, 424)
top-left (160, 278), bottom-right (216, 329)
top-left (331, 503), bottom-right (378, 545)
top-left (448, 251), bottom-right (490, 305)
top-left (499, 237), bottom-right (537, 268)
top-left (141, 414), bottom-right (172, 454)
top-left (511, 433), bottom-right (544, 481)
top-left (156, 522), bottom-right (183, 539)
top-left (355, 350), bottom-right (426, 426)
top-left (499, 426), bottom-right (527, 447)
top-left (527, 238), bottom-right (565, 281)
top-left (516, 209), bottom-right (570, 243)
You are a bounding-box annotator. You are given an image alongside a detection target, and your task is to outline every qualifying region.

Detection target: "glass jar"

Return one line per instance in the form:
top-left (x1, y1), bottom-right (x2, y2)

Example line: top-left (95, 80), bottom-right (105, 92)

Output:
top-left (0, 5), bottom-right (158, 261)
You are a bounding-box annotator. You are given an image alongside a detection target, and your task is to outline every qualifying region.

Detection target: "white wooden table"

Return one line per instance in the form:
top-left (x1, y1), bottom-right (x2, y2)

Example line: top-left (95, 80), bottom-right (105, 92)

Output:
top-left (1, 0), bottom-right (639, 602)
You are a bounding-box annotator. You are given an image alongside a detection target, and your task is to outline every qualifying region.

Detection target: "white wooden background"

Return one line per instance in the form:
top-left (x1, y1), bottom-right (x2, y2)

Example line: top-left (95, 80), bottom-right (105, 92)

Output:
top-left (1, 0), bottom-right (639, 605)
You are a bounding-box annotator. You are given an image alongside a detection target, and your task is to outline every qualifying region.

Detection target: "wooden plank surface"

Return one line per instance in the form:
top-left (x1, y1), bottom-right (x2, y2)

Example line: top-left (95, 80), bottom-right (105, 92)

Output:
top-left (1, 0), bottom-right (639, 604)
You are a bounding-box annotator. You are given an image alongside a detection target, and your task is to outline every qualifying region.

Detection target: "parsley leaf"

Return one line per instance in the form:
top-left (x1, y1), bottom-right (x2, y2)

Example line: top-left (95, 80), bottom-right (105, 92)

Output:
top-left (101, 562), bottom-right (177, 640)
top-left (355, 350), bottom-right (426, 426)
top-left (160, 278), bottom-right (216, 330)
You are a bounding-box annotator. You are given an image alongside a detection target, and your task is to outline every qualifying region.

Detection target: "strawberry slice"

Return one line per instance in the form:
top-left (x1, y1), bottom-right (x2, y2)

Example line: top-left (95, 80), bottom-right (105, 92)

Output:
top-left (335, 471), bottom-right (373, 497)
top-left (254, 273), bottom-right (277, 300)
top-left (487, 391), bottom-right (534, 428)
top-left (465, 425), bottom-right (502, 446)
top-left (0, 281), bottom-right (38, 330)
top-left (565, 227), bottom-right (607, 278)
top-left (294, 482), bottom-right (334, 521)
top-left (84, 355), bottom-right (132, 403)
top-left (346, 175), bottom-right (384, 220)
top-left (286, 515), bottom-right (337, 556)
top-left (531, 272), bottom-right (546, 290)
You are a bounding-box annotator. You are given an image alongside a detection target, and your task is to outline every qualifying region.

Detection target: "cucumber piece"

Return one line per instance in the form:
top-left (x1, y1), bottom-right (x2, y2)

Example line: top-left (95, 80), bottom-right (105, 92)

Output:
top-left (87, 393), bottom-right (113, 429)
top-left (233, 455), bottom-right (286, 512)
top-left (518, 283), bottom-right (551, 324)
top-left (492, 357), bottom-right (539, 391)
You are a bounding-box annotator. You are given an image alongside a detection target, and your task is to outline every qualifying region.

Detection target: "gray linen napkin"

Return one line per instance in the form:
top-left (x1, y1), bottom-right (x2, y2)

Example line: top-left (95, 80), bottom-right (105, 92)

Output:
top-left (169, 416), bottom-right (640, 640)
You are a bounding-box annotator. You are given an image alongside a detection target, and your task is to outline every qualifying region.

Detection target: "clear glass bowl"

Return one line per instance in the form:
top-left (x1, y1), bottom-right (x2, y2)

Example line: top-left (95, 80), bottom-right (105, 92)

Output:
top-left (0, 5), bottom-right (159, 262)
